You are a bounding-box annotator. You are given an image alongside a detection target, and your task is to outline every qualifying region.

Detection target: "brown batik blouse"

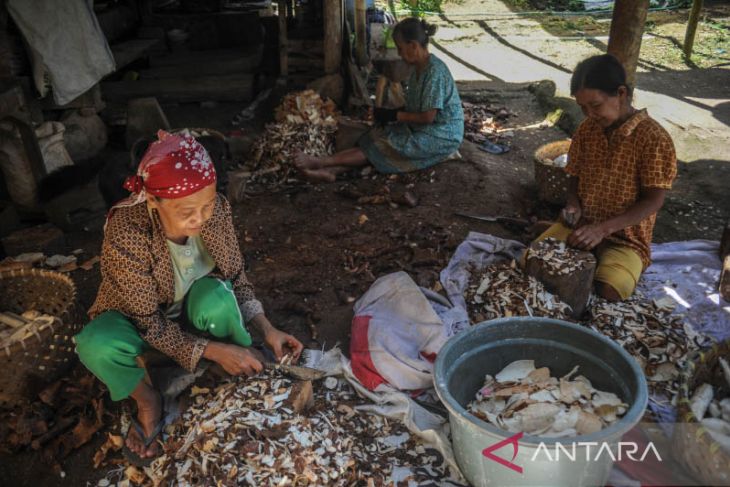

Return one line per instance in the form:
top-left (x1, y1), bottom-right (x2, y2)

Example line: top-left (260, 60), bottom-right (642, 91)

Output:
top-left (89, 194), bottom-right (263, 371)
top-left (565, 109), bottom-right (677, 269)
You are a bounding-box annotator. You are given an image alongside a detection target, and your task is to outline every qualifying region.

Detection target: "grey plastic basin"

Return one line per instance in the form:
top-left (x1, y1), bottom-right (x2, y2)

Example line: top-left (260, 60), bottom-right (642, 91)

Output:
top-left (434, 317), bottom-right (648, 487)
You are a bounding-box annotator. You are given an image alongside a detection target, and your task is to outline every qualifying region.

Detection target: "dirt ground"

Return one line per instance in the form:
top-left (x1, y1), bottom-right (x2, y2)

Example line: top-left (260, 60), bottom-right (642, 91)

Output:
top-left (2, 32), bottom-right (729, 487)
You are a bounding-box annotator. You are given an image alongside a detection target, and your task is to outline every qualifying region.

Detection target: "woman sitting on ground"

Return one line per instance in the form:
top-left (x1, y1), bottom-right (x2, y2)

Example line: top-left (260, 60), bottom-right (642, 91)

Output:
top-left (294, 17), bottom-right (464, 182)
top-left (74, 131), bottom-right (303, 463)
top-left (532, 54), bottom-right (677, 302)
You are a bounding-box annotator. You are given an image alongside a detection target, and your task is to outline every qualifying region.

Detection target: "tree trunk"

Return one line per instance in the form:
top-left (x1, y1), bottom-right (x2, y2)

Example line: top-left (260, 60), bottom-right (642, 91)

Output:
top-left (684, 0), bottom-right (704, 59)
top-left (607, 0), bottom-right (650, 90)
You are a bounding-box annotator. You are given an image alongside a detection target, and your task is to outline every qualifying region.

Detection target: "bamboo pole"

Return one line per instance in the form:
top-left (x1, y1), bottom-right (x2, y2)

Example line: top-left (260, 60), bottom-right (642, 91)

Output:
top-left (323, 0), bottom-right (342, 74)
top-left (683, 0), bottom-right (704, 59)
top-left (354, 0), bottom-right (367, 66)
top-left (607, 0), bottom-right (650, 90)
top-left (278, 0), bottom-right (288, 77)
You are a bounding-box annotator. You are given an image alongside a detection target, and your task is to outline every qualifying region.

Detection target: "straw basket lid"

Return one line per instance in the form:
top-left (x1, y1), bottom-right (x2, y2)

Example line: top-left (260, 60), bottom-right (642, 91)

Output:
top-left (672, 340), bottom-right (730, 485)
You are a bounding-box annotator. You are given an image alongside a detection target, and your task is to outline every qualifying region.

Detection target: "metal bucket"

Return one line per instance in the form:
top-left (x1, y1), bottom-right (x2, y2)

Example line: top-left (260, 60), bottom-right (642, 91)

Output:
top-left (434, 318), bottom-right (648, 487)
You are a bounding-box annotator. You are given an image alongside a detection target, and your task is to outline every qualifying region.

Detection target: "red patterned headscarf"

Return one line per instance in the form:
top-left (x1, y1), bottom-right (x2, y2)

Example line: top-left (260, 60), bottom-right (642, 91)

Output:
top-left (109, 130), bottom-right (217, 220)
top-left (124, 130), bottom-right (216, 198)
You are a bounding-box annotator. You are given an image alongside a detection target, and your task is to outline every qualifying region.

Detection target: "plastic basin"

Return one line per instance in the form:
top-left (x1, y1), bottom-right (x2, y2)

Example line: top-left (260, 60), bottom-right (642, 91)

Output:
top-left (434, 317), bottom-right (648, 487)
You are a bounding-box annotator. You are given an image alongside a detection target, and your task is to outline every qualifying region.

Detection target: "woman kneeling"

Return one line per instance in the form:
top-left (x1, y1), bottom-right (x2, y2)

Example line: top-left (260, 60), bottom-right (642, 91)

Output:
top-left (74, 131), bottom-right (303, 462)
top-left (294, 18), bottom-right (464, 182)
top-left (533, 54), bottom-right (677, 301)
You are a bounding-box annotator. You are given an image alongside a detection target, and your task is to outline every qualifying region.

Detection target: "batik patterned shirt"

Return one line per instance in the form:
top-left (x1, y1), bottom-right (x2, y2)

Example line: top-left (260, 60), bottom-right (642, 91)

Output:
top-left (565, 109), bottom-right (677, 268)
top-left (89, 194), bottom-right (263, 371)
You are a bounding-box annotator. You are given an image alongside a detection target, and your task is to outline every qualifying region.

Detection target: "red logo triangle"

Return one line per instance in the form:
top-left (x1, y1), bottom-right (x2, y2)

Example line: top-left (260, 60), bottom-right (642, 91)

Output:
top-left (482, 432), bottom-right (524, 474)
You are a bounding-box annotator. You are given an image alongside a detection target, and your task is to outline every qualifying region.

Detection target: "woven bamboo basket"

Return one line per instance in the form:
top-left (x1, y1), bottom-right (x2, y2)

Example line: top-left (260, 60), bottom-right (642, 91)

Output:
top-left (533, 139), bottom-right (572, 206)
top-left (0, 268), bottom-right (83, 404)
top-left (672, 340), bottom-right (730, 485)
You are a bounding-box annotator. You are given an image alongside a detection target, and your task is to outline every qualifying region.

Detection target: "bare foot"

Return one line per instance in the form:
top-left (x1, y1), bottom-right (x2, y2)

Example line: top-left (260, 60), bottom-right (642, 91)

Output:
top-left (293, 152), bottom-right (323, 171)
top-left (127, 387), bottom-right (162, 459)
top-left (301, 168), bottom-right (337, 183)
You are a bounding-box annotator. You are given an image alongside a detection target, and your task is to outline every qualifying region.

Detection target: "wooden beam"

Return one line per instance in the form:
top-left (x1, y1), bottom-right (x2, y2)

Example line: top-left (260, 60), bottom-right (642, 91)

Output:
top-left (683, 0), bottom-right (704, 59)
top-left (607, 0), bottom-right (650, 89)
top-left (141, 49), bottom-right (263, 79)
top-left (101, 74), bottom-right (254, 103)
top-left (354, 0), bottom-right (367, 66)
top-left (323, 0), bottom-right (342, 74)
top-left (278, 0), bottom-right (288, 77)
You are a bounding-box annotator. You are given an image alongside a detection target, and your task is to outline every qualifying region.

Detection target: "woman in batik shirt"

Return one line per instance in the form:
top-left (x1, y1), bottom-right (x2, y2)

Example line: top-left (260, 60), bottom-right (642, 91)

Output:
top-left (533, 54), bottom-right (677, 301)
top-left (75, 131), bottom-right (303, 463)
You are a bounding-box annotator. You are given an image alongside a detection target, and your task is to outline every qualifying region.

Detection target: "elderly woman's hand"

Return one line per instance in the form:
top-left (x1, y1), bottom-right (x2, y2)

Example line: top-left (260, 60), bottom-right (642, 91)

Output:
top-left (250, 314), bottom-right (304, 362)
top-left (203, 342), bottom-right (263, 376)
top-left (264, 328), bottom-right (304, 362)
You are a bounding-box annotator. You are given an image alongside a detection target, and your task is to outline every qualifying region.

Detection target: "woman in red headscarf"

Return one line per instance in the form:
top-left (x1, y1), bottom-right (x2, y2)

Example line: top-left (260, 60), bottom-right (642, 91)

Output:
top-left (74, 131), bottom-right (303, 463)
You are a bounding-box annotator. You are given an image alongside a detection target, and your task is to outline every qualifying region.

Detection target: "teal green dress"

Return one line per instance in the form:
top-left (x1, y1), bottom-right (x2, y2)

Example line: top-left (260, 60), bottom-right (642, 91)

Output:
top-left (359, 54), bottom-right (464, 173)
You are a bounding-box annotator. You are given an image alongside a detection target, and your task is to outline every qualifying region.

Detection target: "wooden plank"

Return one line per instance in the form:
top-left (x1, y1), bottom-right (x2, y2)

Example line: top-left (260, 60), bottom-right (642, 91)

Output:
top-left (150, 48), bottom-right (259, 67)
top-left (684, 0), bottom-right (704, 58)
top-left (112, 39), bottom-right (160, 71)
top-left (607, 0), bottom-right (650, 89)
top-left (140, 49), bottom-right (262, 79)
top-left (323, 0), bottom-right (342, 74)
top-left (101, 74), bottom-right (254, 103)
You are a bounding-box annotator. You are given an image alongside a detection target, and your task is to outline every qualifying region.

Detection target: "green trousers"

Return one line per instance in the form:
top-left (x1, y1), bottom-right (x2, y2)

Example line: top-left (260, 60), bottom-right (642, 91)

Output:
top-left (74, 277), bottom-right (252, 401)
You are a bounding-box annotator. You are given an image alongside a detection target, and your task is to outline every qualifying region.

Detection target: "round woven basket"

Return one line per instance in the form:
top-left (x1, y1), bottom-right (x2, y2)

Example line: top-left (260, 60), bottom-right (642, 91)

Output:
top-left (533, 139), bottom-right (572, 206)
top-left (672, 340), bottom-right (730, 485)
top-left (0, 268), bottom-right (83, 404)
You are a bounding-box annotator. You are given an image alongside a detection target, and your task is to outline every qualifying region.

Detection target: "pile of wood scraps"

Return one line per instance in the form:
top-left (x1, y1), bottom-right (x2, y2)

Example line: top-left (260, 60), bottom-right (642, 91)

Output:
top-left (103, 369), bottom-right (456, 486)
top-left (465, 261), bottom-right (572, 323)
top-left (468, 360), bottom-right (628, 437)
top-left (526, 238), bottom-right (591, 276)
top-left (586, 294), bottom-right (708, 398)
top-left (242, 90), bottom-right (339, 188)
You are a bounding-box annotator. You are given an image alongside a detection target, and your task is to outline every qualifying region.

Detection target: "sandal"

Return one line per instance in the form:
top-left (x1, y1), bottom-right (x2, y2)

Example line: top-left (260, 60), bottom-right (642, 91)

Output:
top-left (122, 417), bottom-right (167, 467)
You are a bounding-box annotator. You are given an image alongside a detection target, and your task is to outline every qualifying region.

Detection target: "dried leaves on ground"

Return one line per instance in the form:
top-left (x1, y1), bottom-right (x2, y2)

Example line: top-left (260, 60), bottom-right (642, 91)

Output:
top-left (0, 368), bottom-right (107, 473)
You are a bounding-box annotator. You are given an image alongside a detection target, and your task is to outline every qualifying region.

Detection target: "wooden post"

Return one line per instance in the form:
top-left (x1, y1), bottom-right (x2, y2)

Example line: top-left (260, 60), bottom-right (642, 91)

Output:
top-left (684, 0), bottom-right (704, 59)
top-left (278, 0), bottom-right (288, 77)
top-left (607, 0), bottom-right (650, 90)
top-left (354, 0), bottom-right (367, 66)
top-left (323, 0), bottom-right (342, 74)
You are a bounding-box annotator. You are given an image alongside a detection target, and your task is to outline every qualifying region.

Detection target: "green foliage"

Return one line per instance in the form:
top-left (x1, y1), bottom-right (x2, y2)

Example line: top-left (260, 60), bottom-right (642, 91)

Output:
top-left (397, 0), bottom-right (461, 16)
